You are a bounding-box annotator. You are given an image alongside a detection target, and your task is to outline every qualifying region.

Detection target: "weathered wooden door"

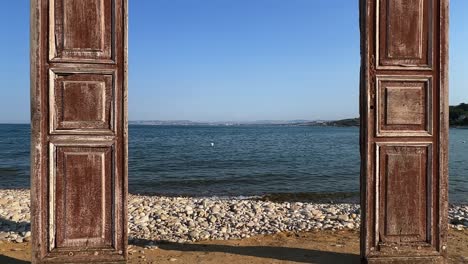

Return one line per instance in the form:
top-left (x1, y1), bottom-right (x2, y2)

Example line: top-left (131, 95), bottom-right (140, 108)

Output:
top-left (31, 0), bottom-right (128, 263)
top-left (360, 0), bottom-right (448, 263)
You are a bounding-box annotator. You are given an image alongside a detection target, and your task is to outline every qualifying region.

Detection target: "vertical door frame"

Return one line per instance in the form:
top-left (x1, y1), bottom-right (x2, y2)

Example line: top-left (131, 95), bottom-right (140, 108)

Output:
top-left (360, 0), bottom-right (449, 263)
top-left (30, 0), bottom-right (128, 263)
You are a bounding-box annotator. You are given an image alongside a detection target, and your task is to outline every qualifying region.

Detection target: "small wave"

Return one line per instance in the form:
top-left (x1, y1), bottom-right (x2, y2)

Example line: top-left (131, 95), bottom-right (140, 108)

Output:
top-left (0, 167), bottom-right (22, 176)
top-left (128, 190), bottom-right (360, 203)
top-left (258, 192), bottom-right (360, 203)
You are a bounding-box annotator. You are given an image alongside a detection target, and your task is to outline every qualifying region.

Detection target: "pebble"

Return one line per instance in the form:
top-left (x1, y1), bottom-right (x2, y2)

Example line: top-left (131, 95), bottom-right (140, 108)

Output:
top-left (0, 189), bottom-right (466, 244)
top-left (338, 214), bottom-right (349, 221)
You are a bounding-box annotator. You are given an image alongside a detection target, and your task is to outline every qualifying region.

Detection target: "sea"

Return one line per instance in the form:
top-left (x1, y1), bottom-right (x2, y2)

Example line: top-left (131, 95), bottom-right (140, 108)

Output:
top-left (0, 124), bottom-right (467, 203)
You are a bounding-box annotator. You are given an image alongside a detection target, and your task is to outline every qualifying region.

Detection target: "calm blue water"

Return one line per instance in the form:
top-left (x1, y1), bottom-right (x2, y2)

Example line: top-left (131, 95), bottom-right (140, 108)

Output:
top-left (0, 124), bottom-right (467, 203)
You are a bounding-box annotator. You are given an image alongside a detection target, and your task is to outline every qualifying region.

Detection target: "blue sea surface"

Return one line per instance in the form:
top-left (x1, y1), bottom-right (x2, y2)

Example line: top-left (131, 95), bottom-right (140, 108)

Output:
top-left (0, 124), bottom-right (467, 203)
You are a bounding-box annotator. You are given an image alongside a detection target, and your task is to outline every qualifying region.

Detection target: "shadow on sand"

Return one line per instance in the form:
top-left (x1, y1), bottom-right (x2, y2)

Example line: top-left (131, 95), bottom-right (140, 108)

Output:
top-left (0, 215), bottom-right (360, 264)
top-left (133, 238), bottom-right (361, 264)
top-left (0, 217), bottom-right (30, 233)
top-left (0, 255), bottom-right (29, 264)
top-left (0, 217), bottom-right (30, 263)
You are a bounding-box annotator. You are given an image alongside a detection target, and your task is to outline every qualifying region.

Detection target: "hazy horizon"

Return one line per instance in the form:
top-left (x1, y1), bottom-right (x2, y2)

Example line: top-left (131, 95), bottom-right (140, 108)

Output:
top-left (0, 117), bottom-right (351, 125)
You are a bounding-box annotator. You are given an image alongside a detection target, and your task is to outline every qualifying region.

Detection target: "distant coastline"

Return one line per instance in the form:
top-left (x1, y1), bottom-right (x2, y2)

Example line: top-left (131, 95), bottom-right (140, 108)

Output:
top-left (298, 118), bottom-right (360, 127)
top-left (3, 103), bottom-right (468, 127)
top-left (129, 103), bottom-right (468, 128)
top-left (129, 118), bottom-right (361, 127)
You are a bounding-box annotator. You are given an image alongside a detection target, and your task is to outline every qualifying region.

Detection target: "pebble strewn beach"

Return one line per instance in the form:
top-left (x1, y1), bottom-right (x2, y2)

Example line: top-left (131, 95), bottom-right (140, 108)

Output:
top-left (0, 189), bottom-right (467, 244)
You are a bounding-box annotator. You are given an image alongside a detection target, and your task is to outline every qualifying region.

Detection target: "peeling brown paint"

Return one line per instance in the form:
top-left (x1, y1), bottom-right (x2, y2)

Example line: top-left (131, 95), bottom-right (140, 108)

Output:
top-left (31, 0), bottom-right (128, 263)
top-left (360, 0), bottom-right (449, 263)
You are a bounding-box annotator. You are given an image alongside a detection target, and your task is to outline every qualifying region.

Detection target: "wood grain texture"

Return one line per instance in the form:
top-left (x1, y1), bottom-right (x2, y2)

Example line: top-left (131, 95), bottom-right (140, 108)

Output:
top-left (54, 145), bottom-right (113, 249)
top-left (377, 0), bottom-right (433, 70)
top-left (49, 0), bottom-right (115, 63)
top-left (377, 144), bottom-right (430, 244)
top-left (376, 76), bottom-right (433, 137)
top-left (49, 69), bottom-right (116, 134)
top-left (437, 0), bottom-right (449, 258)
top-left (360, 0), bottom-right (448, 263)
top-left (31, 0), bottom-right (127, 263)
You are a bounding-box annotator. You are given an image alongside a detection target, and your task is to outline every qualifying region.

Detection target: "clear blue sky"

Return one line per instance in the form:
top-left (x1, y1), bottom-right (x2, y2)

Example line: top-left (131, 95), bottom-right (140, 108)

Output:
top-left (0, 1), bottom-right (467, 123)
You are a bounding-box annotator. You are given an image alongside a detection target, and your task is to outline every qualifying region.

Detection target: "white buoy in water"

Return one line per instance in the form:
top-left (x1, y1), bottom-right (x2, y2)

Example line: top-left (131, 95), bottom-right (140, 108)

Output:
top-left (211, 142), bottom-right (215, 147)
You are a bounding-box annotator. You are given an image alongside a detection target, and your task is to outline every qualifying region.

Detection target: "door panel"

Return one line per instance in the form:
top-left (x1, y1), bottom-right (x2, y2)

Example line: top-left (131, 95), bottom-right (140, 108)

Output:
top-left (31, 0), bottom-right (127, 263)
top-left (377, 0), bottom-right (433, 69)
top-left (361, 0), bottom-right (448, 263)
top-left (50, 0), bottom-right (115, 63)
top-left (52, 144), bottom-right (113, 249)
top-left (49, 70), bottom-right (115, 134)
top-left (376, 76), bottom-right (432, 137)
top-left (377, 143), bottom-right (430, 244)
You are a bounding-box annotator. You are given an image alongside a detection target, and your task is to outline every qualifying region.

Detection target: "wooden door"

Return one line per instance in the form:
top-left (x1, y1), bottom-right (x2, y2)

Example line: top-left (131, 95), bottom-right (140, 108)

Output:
top-left (360, 0), bottom-right (448, 263)
top-left (31, 0), bottom-right (128, 263)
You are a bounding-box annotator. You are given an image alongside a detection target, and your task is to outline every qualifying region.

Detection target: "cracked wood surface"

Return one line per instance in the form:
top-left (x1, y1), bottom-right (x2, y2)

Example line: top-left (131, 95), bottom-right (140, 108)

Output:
top-left (360, 0), bottom-right (449, 263)
top-left (31, 0), bottom-right (128, 263)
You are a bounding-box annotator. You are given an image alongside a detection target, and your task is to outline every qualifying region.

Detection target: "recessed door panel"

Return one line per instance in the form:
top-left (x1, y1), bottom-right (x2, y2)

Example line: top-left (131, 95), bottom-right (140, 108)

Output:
top-left (49, 0), bottom-right (115, 63)
top-left (51, 144), bottom-right (114, 250)
top-left (377, 0), bottom-right (433, 69)
top-left (377, 144), bottom-right (431, 244)
top-left (376, 76), bottom-right (432, 137)
top-left (49, 70), bottom-right (115, 134)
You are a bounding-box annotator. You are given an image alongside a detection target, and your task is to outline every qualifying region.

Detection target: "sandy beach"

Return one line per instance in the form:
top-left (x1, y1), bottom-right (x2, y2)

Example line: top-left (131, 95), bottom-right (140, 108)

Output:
top-left (0, 230), bottom-right (467, 263)
top-left (0, 189), bottom-right (467, 263)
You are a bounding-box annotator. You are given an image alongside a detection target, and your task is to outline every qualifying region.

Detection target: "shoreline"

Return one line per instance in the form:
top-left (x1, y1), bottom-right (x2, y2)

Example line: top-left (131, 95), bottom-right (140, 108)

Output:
top-left (128, 191), bottom-right (362, 204)
top-left (0, 189), bottom-right (466, 244)
top-left (2, 186), bottom-right (468, 205)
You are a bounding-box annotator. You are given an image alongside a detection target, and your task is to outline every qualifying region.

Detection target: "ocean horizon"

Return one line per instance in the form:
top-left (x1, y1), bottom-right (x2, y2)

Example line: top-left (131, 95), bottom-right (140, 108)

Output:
top-left (0, 124), bottom-right (467, 203)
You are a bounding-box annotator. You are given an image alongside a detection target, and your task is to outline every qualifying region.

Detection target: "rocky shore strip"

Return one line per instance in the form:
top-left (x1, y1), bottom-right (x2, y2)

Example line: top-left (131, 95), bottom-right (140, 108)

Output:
top-left (0, 189), bottom-right (466, 244)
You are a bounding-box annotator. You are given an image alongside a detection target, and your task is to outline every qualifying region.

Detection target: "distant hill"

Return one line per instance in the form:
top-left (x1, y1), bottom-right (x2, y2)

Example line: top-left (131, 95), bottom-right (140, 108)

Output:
top-left (300, 103), bottom-right (468, 128)
top-left (325, 118), bottom-right (360, 127)
top-left (450, 103), bottom-right (468, 126)
top-left (130, 104), bottom-right (468, 127)
top-left (300, 118), bottom-right (360, 127)
top-left (129, 120), bottom-right (314, 126)
top-left (303, 103), bottom-right (468, 127)
top-left (304, 103), bottom-right (468, 128)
